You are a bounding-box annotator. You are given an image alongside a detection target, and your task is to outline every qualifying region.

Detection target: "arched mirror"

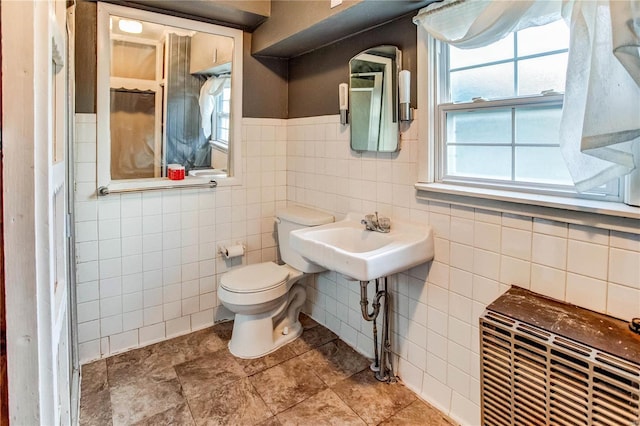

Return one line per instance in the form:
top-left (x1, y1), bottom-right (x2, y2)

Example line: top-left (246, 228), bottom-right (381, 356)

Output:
top-left (97, 3), bottom-right (243, 192)
top-left (349, 45), bottom-right (400, 153)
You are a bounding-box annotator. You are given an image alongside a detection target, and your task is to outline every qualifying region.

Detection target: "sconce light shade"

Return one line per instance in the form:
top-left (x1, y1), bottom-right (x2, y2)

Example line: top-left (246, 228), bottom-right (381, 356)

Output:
top-left (399, 70), bottom-right (410, 104)
top-left (339, 83), bottom-right (349, 125)
top-left (398, 70), bottom-right (413, 122)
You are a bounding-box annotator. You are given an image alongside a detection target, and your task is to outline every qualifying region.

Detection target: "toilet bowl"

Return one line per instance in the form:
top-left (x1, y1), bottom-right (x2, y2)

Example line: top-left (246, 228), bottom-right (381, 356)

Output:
top-left (218, 205), bottom-right (334, 359)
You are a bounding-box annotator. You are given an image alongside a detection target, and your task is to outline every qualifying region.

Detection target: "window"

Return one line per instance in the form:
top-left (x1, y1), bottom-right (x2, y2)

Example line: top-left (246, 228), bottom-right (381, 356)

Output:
top-left (433, 20), bottom-right (622, 201)
top-left (210, 78), bottom-right (231, 152)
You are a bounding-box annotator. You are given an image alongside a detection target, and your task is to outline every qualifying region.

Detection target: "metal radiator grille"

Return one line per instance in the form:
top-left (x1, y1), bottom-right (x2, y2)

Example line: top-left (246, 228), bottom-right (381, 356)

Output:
top-left (480, 311), bottom-right (640, 426)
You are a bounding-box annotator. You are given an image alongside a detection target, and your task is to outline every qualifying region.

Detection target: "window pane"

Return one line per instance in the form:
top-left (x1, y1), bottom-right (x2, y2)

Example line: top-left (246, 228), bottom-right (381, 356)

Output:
top-left (449, 33), bottom-right (514, 69)
top-left (447, 109), bottom-right (512, 144)
top-left (517, 20), bottom-right (569, 57)
top-left (515, 146), bottom-right (573, 185)
top-left (451, 63), bottom-right (514, 102)
top-left (517, 53), bottom-right (568, 95)
top-left (447, 146), bottom-right (511, 180)
top-left (515, 105), bottom-right (562, 144)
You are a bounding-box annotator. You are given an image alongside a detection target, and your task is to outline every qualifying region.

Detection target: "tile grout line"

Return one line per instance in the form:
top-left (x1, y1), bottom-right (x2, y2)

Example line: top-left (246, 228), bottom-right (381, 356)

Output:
top-left (172, 364), bottom-right (199, 426)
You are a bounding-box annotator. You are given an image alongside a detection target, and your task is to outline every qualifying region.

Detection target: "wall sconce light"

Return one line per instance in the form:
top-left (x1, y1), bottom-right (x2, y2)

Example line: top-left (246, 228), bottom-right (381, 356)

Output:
top-left (399, 70), bottom-right (413, 122)
top-left (339, 82), bottom-right (349, 125)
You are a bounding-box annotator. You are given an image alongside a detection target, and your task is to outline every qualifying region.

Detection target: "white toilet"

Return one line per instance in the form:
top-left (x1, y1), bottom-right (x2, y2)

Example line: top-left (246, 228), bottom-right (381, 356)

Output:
top-left (218, 205), bottom-right (334, 359)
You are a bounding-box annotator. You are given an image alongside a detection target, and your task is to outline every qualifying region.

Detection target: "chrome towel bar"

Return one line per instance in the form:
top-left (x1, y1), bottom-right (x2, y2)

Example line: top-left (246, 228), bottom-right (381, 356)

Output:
top-left (97, 180), bottom-right (217, 196)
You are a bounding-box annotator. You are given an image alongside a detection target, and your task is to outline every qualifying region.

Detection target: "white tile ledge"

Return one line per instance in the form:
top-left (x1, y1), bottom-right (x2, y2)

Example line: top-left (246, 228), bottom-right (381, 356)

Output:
top-left (415, 182), bottom-right (640, 235)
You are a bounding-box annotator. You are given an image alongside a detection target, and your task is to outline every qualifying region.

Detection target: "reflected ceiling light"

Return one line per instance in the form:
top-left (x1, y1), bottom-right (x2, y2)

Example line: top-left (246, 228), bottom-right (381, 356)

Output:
top-left (118, 19), bottom-right (143, 34)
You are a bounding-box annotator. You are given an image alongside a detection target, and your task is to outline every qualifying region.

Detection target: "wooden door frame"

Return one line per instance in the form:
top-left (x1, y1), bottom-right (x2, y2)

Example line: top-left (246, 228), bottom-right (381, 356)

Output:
top-left (2, 1), bottom-right (61, 422)
top-left (0, 0), bottom-right (8, 422)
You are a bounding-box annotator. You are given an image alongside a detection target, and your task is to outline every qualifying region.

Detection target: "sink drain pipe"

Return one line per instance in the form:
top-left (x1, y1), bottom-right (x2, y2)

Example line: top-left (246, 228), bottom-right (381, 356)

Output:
top-left (359, 277), bottom-right (395, 383)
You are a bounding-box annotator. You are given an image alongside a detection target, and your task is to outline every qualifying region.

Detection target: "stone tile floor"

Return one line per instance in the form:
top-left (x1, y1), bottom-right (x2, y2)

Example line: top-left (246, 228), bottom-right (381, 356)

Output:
top-left (80, 315), bottom-right (457, 426)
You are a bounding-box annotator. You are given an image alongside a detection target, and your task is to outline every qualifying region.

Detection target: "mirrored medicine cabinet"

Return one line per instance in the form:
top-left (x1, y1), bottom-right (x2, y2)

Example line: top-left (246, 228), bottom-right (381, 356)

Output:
top-left (349, 45), bottom-right (401, 153)
top-left (96, 3), bottom-right (243, 192)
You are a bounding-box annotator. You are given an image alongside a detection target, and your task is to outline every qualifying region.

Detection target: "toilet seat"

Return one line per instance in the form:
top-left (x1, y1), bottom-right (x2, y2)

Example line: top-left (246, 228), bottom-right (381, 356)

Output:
top-left (220, 262), bottom-right (290, 294)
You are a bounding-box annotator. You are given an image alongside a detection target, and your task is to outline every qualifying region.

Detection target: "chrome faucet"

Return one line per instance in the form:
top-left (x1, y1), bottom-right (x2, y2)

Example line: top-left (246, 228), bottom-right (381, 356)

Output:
top-left (361, 212), bottom-right (391, 233)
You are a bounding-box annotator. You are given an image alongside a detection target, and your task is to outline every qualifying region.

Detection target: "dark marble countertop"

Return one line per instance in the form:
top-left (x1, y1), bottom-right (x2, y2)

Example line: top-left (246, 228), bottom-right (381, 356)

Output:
top-left (486, 286), bottom-right (640, 366)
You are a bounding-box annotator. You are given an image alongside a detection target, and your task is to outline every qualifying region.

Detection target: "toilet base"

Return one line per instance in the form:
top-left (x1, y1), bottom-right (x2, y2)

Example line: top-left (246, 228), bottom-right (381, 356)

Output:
top-left (228, 318), bottom-right (303, 359)
top-left (227, 284), bottom-right (306, 359)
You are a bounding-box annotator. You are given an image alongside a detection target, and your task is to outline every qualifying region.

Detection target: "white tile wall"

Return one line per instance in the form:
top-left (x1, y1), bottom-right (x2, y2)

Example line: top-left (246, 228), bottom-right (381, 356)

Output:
top-left (285, 115), bottom-right (640, 426)
top-left (75, 114), bottom-right (288, 362)
top-left (75, 112), bottom-right (640, 426)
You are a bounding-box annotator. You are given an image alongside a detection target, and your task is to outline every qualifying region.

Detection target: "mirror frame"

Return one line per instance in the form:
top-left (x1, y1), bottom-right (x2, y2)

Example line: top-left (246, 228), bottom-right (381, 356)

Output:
top-left (96, 2), bottom-right (243, 192)
top-left (348, 45), bottom-right (401, 153)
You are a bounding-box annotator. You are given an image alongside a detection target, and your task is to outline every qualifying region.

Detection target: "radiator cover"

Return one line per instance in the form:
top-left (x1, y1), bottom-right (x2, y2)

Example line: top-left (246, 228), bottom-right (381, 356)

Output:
top-left (480, 290), bottom-right (640, 426)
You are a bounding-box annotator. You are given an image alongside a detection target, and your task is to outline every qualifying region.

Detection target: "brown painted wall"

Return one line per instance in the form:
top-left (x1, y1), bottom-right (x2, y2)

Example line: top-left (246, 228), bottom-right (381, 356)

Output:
top-left (75, 0), bottom-right (97, 114)
top-left (74, 5), bottom-right (416, 119)
top-left (74, 2), bottom-right (287, 118)
top-left (288, 13), bottom-right (417, 118)
top-left (242, 32), bottom-right (288, 118)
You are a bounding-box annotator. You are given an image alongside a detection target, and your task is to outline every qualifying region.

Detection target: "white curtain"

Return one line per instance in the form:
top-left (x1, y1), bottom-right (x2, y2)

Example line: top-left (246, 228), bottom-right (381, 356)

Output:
top-left (199, 75), bottom-right (228, 139)
top-left (414, 0), bottom-right (640, 195)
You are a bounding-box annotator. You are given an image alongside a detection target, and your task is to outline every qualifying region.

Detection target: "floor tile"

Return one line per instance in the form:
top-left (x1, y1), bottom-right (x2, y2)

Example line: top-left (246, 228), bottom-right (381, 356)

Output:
top-left (331, 370), bottom-right (417, 425)
top-left (81, 360), bottom-right (109, 394)
top-left (174, 349), bottom-right (246, 399)
top-left (249, 356), bottom-right (327, 414)
top-left (188, 377), bottom-right (273, 426)
top-left (80, 319), bottom-right (457, 426)
top-left (255, 417), bottom-right (282, 426)
top-left (208, 320), bottom-right (234, 341)
top-left (378, 400), bottom-right (458, 425)
top-left (79, 387), bottom-right (112, 426)
top-left (276, 388), bottom-right (366, 426)
top-left (107, 326), bottom-right (229, 389)
top-left (299, 313), bottom-right (319, 329)
top-left (158, 326), bottom-right (229, 363)
top-left (110, 377), bottom-right (186, 426)
top-left (288, 324), bottom-right (338, 355)
top-left (79, 360), bottom-right (113, 426)
top-left (106, 344), bottom-right (179, 388)
top-left (131, 402), bottom-right (195, 426)
top-left (236, 345), bottom-right (298, 376)
top-left (299, 340), bottom-right (371, 386)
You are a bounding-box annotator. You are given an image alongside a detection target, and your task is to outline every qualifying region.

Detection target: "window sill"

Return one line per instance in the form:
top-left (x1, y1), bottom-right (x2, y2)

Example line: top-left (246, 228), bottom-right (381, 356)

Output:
top-left (210, 140), bottom-right (229, 153)
top-left (415, 182), bottom-right (640, 234)
top-left (98, 176), bottom-right (218, 196)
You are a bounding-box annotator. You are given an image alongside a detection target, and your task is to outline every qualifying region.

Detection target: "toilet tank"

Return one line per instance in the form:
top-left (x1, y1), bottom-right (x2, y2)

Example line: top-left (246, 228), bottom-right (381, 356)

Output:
top-left (276, 205), bottom-right (334, 273)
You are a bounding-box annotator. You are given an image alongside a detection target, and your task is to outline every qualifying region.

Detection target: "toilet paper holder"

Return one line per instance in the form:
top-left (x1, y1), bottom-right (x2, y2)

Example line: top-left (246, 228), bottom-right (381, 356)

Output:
top-left (219, 243), bottom-right (245, 259)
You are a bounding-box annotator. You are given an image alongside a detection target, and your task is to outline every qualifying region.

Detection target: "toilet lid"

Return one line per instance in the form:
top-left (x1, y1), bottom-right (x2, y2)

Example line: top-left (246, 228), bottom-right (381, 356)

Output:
top-left (220, 263), bottom-right (290, 293)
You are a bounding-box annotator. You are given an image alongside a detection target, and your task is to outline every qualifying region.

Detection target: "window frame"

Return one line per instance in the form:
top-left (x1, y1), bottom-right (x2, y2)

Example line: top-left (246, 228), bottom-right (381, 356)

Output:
top-left (96, 2), bottom-right (244, 193)
top-left (436, 95), bottom-right (622, 203)
top-left (433, 24), bottom-right (621, 202)
top-left (209, 78), bottom-right (231, 153)
top-left (415, 27), bottom-right (640, 228)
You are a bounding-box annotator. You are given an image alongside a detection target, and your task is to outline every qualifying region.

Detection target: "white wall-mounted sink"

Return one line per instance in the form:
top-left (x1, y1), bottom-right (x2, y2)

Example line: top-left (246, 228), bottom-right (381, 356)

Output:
top-left (289, 213), bottom-right (434, 281)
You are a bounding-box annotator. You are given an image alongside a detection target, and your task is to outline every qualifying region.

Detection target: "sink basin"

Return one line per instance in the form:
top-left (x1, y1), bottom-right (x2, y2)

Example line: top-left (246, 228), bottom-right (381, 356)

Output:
top-left (290, 213), bottom-right (434, 281)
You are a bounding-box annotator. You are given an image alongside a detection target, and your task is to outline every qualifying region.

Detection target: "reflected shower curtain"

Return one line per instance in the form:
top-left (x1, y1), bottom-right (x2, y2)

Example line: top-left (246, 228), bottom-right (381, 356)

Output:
top-left (165, 33), bottom-right (210, 172)
top-left (110, 89), bottom-right (156, 180)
